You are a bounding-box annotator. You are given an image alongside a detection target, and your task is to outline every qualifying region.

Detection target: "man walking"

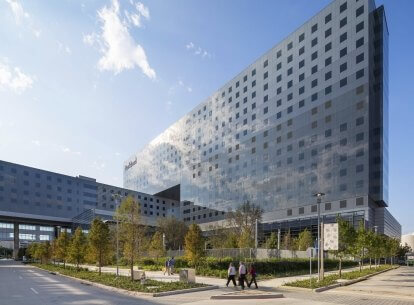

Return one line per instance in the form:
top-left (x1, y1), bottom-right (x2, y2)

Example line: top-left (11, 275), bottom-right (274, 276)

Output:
top-left (169, 256), bottom-right (175, 275)
top-left (247, 264), bottom-right (258, 289)
top-left (238, 261), bottom-right (247, 290)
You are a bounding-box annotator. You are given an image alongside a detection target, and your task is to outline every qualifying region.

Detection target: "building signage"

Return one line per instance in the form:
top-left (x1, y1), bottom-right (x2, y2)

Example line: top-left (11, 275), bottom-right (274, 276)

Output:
top-left (324, 223), bottom-right (339, 251)
top-left (124, 157), bottom-right (137, 171)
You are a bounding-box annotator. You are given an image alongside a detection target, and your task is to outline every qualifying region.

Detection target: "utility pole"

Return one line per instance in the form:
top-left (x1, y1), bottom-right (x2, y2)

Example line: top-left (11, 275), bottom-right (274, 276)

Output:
top-left (277, 228), bottom-right (281, 250)
top-left (255, 219), bottom-right (258, 249)
top-left (112, 194), bottom-right (124, 278)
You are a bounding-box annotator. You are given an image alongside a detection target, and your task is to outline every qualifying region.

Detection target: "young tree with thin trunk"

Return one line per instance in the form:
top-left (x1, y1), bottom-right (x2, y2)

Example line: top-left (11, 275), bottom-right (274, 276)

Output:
top-left (115, 196), bottom-right (142, 281)
top-left (282, 230), bottom-right (294, 250)
top-left (184, 223), bottom-right (205, 267)
top-left (88, 218), bottom-right (111, 275)
top-left (55, 231), bottom-right (70, 268)
top-left (69, 227), bottom-right (87, 270)
top-left (149, 231), bottom-right (165, 263)
top-left (265, 232), bottom-right (278, 249)
top-left (297, 229), bottom-right (313, 251)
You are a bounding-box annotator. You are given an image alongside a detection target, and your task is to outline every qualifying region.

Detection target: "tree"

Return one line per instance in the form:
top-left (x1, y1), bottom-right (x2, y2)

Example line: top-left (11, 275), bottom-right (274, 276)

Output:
top-left (282, 230), bottom-right (294, 250)
top-left (149, 231), bottom-right (165, 262)
top-left (88, 217), bottom-right (111, 275)
top-left (157, 217), bottom-right (188, 250)
top-left (184, 224), bottom-right (205, 267)
top-left (69, 227), bottom-right (87, 270)
top-left (115, 196), bottom-right (142, 281)
top-left (297, 229), bottom-right (313, 251)
top-left (397, 243), bottom-right (412, 259)
top-left (354, 221), bottom-right (368, 271)
top-left (226, 201), bottom-right (263, 249)
top-left (332, 217), bottom-right (356, 277)
top-left (265, 232), bottom-right (278, 249)
top-left (55, 231), bottom-right (70, 268)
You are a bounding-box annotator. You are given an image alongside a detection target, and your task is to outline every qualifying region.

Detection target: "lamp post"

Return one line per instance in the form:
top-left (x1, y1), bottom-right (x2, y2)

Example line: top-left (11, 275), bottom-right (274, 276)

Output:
top-left (313, 192), bottom-right (325, 282)
top-left (112, 194), bottom-right (124, 277)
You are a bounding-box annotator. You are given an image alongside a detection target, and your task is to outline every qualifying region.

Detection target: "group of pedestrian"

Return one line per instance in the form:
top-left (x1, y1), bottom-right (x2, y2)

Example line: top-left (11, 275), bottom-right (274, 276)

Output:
top-left (163, 256), bottom-right (175, 276)
top-left (226, 262), bottom-right (258, 289)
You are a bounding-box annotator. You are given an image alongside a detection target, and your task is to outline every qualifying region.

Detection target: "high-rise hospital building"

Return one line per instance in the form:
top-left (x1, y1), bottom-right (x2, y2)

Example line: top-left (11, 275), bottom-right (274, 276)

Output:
top-left (124, 0), bottom-right (401, 238)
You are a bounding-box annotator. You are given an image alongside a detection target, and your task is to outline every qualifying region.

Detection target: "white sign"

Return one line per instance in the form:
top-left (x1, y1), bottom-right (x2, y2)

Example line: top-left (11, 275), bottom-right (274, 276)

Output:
top-left (324, 223), bottom-right (339, 251)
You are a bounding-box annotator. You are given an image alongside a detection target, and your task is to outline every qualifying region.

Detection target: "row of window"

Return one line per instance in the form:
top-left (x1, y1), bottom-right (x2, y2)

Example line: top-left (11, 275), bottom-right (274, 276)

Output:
top-left (287, 197), bottom-right (364, 216)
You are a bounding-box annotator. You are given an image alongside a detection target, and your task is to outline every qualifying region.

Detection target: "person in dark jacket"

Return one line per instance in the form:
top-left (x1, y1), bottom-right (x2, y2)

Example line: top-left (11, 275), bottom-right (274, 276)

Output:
top-left (247, 264), bottom-right (258, 289)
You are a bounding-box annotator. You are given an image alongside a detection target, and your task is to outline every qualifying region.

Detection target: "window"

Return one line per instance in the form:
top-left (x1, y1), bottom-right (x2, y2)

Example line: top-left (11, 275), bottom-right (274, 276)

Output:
top-left (277, 75), bottom-right (282, 83)
top-left (311, 23), bottom-right (318, 33)
top-left (299, 73), bottom-right (305, 82)
top-left (325, 42), bottom-right (332, 52)
top-left (325, 13), bottom-right (332, 24)
top-left (311, 37), bottom-right (318, 47)
top-left (340, 62), bottom-right (347, 72)
top-left (340, 200), bottom-right (347, 208)
top-left (277, 50), bottom-right (282, 58)
top-left (356, 37), bottom-right (364, 48)
top-left (356, 164), bottom-right (364, 173)
top-left (311, 93), bottom-right (318, 101)
top-left (311, 51), bottom-right (318, 60)
top-left (356, 197), bottom-right (364, 206)
top-left (340, 47), bottom-right (347, 57)
top-left (340, 169), bottom-right (347, 177)
top-left (287, 67), bottom-right (293, 75)
top-left (287, 209), bottom-right (292, 216)
top-left (340, 32), bottom-right (347, 43)
top-left (325, 100), bottom-right (332, 109)
top-left (356, 69), bottom-right (364, 79)
top-left (299, 207), bottom-right (304, 214)
top-left (340, 77), bottom-right (347, 87)
top-left (340, 17), bottom-right (347, 28)
top-left (325, 202), bottom-right (331, 210)
top-left (340, 123), bottom-right (347, 132)
top-left (325, 85), bottom-right (332, 94)
top-left (287, 54), bottom-right (293, 63)
top-left (299, 33), bottom-right (305, 42)
top-left (299, 46), bottom-right (305, 56)
top-left (356, 53), bottom-right (364, 64)
top-left (311, 79), bottom-right (318, 88)
top-left (356, 132), bottom-right (364, 142)
top-left (299, 100), bottom-right (305, 108)
top-left (287, 41), bottom-right (293, 50)
top-left (325, 129), bottom-right (332, 137)
top-left (264, 95), bottom-right (268, 102)
top-left (325, 57), bottom-right (332, 66)
top-left (311, 65), bottom-right (318, 74)
top-left (252, 69), bottom-right (256, 76)
top-left (299, 86), bottom-right (304, 95)
top-left (356, 5), bottom-right (364, 18)
top-left (263, 71), bottom-right (268, 79)
top-left (325, 71), bottom-right (332, 81)
top-left (325, 28), bottom-right (332, 38)
top-left (356, 116), bottom-right (364, 126)
top-left (340, 2), bottom-right (347, 13)
top-left (356, 21), bottom-right (364, 33)
top-left (299, 59), bottom-right (305, 68)
top-left (263, 59), bottom-right (268, 67)
top-left (277, 62), bottom-right (282, 70)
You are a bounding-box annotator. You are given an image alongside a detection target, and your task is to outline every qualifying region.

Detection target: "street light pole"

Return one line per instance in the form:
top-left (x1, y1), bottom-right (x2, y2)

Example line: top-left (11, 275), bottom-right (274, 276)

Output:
top-left (313, 192), bottom-right (325, 282)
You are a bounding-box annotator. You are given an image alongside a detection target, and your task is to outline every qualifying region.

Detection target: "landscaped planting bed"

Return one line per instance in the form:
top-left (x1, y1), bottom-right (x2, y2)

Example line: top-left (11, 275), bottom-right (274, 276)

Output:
top-left (284, 265), bottom-right (394, 289)
top-left (32, 263), bottom-right (205, 293)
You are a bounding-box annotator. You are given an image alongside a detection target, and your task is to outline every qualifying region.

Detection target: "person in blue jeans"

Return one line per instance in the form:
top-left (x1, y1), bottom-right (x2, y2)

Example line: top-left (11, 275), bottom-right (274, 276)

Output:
top-left (169, 256), bottom-right (175, 275)
top-left (164, 258), bottom-right (170, 275)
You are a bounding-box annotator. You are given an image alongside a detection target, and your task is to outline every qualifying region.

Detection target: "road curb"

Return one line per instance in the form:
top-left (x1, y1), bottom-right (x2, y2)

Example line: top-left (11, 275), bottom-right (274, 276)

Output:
top-left (210, 292), bottom-right (283, 299)
top-left (153, 285), bottom-right (219, 297)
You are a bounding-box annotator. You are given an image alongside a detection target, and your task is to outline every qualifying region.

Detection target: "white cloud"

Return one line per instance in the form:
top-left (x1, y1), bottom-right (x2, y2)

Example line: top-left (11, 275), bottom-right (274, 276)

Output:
top-left (187, 87), bottom-right (192, 93)
top-left (5, 0), bottom-right (29, 25)
top-left (31, 140), bottom-right (40, 146)
top-left (185, 42), bottom-right (211, 59)
top-left (84, 0), bottom-right (155, 79)
top-left (5, 0), bottom-right (41, 38)
top-left (124, 2), bottom-right (149, 28)
top-left (0, 59), bottom-right (34, 94)
top-left (57, 41), bottom-right (72, 55)
top-left (60, 146), bottom-right (81, 155)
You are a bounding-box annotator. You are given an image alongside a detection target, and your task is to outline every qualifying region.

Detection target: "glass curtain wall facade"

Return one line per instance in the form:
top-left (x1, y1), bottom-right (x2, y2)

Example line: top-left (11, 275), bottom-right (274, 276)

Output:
top-left (124, 0), bottom-right (400, 237)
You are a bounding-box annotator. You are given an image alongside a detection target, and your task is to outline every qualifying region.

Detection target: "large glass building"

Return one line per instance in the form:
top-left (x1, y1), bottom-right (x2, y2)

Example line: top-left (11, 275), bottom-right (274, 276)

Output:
top-left (124, 0), bottom-right (401, 238)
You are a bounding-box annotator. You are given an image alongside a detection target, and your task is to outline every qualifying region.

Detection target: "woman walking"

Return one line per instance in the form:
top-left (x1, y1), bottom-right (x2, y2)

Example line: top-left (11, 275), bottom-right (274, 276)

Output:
top-left (247, 264), bottom-right (258, 289)
top-left (226, 263), bottom-right (237, 287)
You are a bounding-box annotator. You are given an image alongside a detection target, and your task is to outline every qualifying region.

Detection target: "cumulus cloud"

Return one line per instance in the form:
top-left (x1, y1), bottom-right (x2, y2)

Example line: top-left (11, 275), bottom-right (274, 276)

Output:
top-left (84, 0), bottom-right (155, 79)
top-left (57, 41), bottom-right (72, 54)
top-left (60, 146), bottom-right (81, 155)
top-left (0, 59), bottom-right (34, 94)
top-left (185, 42), bottom-right (211, 59)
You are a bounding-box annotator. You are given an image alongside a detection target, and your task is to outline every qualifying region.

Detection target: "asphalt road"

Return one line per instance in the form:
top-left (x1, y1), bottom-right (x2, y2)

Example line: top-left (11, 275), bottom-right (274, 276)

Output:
top-left (0, 259), bottom-right (160, 305)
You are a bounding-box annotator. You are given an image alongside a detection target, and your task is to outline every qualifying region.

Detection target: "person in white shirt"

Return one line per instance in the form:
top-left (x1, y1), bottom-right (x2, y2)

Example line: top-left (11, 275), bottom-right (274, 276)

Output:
top-left (238, 261), bottom-right (247, 289)
top-left (226, 263), bottom-right (237, 287)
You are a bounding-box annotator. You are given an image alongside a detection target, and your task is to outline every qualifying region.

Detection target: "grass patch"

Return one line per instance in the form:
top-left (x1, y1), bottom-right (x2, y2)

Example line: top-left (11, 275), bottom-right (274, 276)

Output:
top-left (284, 265), bottom-right (394, 289)
top-left (31, 263), bottom-right (205, 293)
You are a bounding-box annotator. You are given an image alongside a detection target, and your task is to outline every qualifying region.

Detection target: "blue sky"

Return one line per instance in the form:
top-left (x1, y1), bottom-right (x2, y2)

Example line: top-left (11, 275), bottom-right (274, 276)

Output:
top-left (0, 0), bottom-right (413, 233)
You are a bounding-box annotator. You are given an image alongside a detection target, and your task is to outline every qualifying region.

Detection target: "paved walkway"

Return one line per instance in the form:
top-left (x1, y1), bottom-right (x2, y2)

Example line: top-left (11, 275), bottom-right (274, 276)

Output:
top-left (68, 262), bottom-right (367, 289)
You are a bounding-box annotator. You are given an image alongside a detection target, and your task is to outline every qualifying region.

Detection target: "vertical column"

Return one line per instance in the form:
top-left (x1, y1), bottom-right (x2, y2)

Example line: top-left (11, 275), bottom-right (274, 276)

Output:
top-left (13, 222), bottom-right (19, 260)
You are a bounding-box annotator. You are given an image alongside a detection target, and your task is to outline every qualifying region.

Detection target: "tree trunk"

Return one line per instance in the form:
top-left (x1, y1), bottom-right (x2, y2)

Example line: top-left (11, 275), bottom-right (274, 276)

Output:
top-left (99, 251), bottom-right (102, 275)
top-left (63, 260), bottom-right (66, 269)
top-left (339, 257), bottom-right (342, 278)
top-left (369, 257), bottom-right (372, 269)
top-left (359, 260), bottom-right (362, 272)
